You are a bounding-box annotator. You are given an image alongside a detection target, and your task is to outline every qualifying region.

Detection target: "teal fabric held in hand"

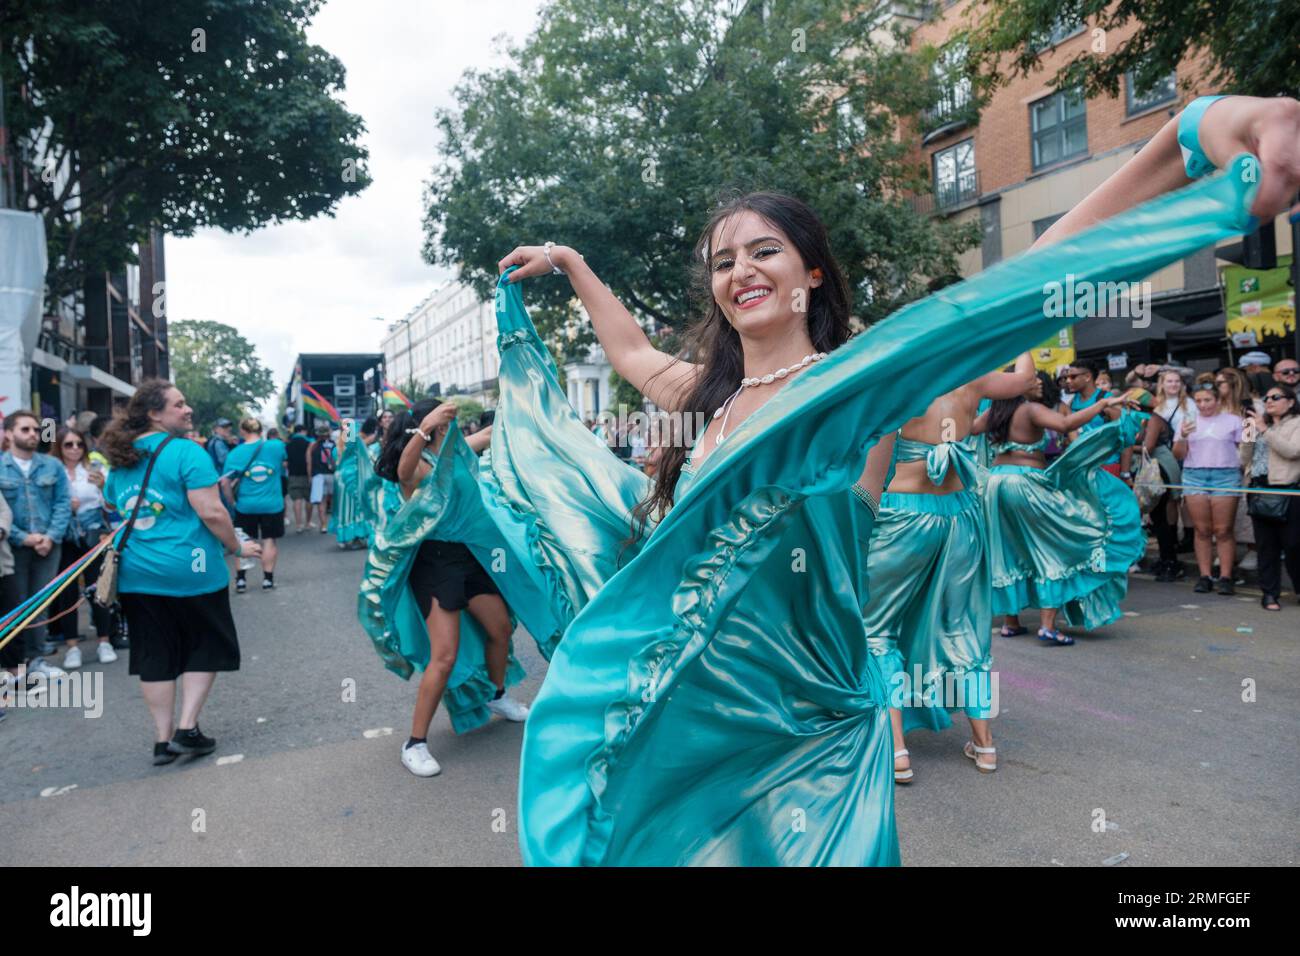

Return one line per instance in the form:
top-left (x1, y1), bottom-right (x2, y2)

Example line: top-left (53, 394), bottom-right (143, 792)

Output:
top-left (329, 427), bottom-right (369, 543)
top-left (355, 425), bottom-right (561, 733)
top-left (223, 438), bottom-right (287, 515)
top-left (505, 158), bottom-right (1257, 866)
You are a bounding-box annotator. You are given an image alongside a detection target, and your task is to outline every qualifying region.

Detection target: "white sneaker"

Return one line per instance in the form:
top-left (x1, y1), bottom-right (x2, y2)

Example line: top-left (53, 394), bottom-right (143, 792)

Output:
top-left (62, 646), bottom-right (82, 669)
top-left (400, 741), bottom-right (441, 777)
top-left (97, 643), bottom-right (119, 664)
top-left (487, 694), bottom-right (530, 722)
top-left (1239, 551), bottom-right (1258, 571)
top-left (28, 659), bottom-right (68, 680)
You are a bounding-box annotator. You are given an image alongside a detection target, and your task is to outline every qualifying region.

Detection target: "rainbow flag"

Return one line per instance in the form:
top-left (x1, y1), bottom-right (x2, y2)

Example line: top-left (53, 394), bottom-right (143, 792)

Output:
top-left (382, 379), bottom-right (413, 408)
top-left (301, 383), bottom-right (340, 424)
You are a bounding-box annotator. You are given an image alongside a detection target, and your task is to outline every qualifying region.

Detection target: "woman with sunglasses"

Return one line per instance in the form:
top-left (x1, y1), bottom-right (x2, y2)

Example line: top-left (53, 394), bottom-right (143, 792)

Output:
top-left (49, 426), bottom-right (117, 668)
top-left (1241, 385), bottom-right (1300, 611)
top-left (1175, 382), bottom-right (1244, 593)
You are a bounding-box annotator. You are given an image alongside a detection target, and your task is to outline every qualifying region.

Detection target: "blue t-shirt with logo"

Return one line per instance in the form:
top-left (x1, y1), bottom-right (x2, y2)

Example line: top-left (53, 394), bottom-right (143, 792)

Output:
top-left (1069, 388), bottom-right (1119, 464)
top-left (104, 432), bottom-right (228, 596)
top-left (223, 438), bottom-right (287, 515)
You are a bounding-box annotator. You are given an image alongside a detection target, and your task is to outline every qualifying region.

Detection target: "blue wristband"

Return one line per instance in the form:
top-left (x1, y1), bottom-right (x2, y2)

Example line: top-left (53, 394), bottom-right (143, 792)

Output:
top-left (1177, 95), bottom-right (1227, 179)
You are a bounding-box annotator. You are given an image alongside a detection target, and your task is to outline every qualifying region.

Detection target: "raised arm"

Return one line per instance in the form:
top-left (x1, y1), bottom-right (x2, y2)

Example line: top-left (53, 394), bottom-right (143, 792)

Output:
top-left (498, 245), bottom-right (700, 411)
top-left (1035, 96), bottom-right (1300, 250)
top-left (397, 403), bottom-right (457, 498)
top-left (466, 424), bottom-right (493, 455)
top-left (1027, 393), bottom-right (1126, 433)
top-left (973, 351), bottom-right (1037, 401)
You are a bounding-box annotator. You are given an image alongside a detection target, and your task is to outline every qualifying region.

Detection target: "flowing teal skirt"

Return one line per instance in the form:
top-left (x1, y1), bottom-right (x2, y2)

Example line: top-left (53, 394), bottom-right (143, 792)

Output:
top-left (353, 428), bottom-right (562, 734)
top-left (984, 414), bottom-right (1146, 628)
top-left (330, 449), bottom-right (369, 543)
top-left (506, 159), bottom-right (1256, 865)
top-left (864, 490), bottom-right (992, 732)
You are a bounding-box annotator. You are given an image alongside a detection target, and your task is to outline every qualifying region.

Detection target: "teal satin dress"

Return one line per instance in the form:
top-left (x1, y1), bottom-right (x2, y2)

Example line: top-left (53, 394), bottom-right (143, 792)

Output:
top-left (329, 428), bottom-right (370, 544)
top-left (863, 437), bottom-right (992, 732)
top-left (353, 424), bottom-right (562, 734)
top-left (504, 157), bottom-right (1256, 865)
top-left (984, 413), bottom-right (1146, 628)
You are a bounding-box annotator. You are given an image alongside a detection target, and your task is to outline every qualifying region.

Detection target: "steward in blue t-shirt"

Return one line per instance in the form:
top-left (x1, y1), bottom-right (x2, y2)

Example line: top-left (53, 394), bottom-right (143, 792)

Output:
top-left (223, 438), bottom-right (288, 515)
top-left (104, 431), bottom-right (229, 596)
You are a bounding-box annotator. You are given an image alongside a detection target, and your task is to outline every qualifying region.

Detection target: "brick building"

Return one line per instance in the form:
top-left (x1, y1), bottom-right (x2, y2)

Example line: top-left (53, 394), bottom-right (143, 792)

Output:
top-left (903, 1), bottom-right (1295, 371)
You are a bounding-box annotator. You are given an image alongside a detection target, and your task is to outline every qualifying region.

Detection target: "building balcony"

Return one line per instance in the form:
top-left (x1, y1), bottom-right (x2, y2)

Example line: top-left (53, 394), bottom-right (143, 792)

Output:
top-left (921, 91), bottom-right (978, 145)
top-left (908, 169), bottom-right (981, 217)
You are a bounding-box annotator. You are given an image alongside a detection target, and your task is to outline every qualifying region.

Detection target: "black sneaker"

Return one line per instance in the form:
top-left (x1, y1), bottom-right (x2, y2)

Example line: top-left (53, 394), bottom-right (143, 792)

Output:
top-left (167, 726), bottom-right (217, 757)
top-left (1193, 576), bottom-right (1213, 593)
top-left (153, 742), bottom-right (179, 766)
top-left (235, 576), bottom-right (247, 594)
top-left (1217, 576), bottom-right (1235, 596)
top-left (1154, 561), bottom-right (1174, 583)
top-left (261, 577), bottom-right (274, 590)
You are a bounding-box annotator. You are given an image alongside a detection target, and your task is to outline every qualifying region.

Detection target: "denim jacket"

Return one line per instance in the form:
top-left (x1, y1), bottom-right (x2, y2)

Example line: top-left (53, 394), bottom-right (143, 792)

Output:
top-left (0, 451), bottom-right (72, 546)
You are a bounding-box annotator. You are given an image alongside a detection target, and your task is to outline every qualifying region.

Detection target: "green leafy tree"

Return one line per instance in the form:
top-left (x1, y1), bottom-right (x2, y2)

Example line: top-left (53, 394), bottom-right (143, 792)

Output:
top-left (609, 369), bottom-right (645, 414)
top-left (957, 0), bottom-right (1299, 102)
top-left (451, 398), bottom-right (485, 427)
top-left (0, 0), bottom-right (371, 303)
top-left (170, 320), bottom-right (276, 428)
top-left (423, 0), bottom-right (979, 354)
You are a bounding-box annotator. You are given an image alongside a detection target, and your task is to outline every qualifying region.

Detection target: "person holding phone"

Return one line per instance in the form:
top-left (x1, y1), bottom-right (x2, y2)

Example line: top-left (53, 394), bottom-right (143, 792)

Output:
top-left (1175, 382), bottom-right (1244, 593)
top-left (1240, 385), bottom-right (1300, 611)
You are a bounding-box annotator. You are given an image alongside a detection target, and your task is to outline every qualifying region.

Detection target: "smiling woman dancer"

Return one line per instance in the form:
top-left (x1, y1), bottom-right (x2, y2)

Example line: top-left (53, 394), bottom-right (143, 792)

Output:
top-left (491, 94), bottom-right (1298, 866)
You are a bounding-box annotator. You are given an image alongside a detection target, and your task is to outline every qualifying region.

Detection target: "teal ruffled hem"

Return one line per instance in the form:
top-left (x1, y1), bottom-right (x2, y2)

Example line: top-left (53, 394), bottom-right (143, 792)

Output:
top-left (444, 655), bottom-right (526, 734)
top-left (354, 429), bottom-right (532, 734)
top-left (332, 518), bottom-right (370, 543)
top-left (873, 649), bottom-right (993, 732)
top-left (987, 417), bottom-right (1146, 630)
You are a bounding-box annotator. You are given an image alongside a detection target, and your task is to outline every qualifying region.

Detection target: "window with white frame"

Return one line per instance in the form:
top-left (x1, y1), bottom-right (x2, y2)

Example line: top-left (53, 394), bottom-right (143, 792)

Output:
top-left (1030, 90), bottom-right (1087, 170)
top-left (932, 138), bottom-right (977, 208)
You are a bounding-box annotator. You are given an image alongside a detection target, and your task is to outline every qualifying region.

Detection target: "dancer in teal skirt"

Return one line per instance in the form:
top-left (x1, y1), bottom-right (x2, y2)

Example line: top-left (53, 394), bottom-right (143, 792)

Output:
top-left (974, 374), bottom-right (1144, 645)
top-left (862, 353), bottom-right (1037, 783)
top-left (330, 418), bottom-right (375, 549)
top-left (355, 399), bottom-right (561, 777)
top-left (492, 126), bottom-right (1271, 863)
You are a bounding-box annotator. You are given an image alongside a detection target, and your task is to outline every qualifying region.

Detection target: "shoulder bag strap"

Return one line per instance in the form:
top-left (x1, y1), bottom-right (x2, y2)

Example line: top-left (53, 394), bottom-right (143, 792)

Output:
top-left (117, 434), bottom-right (176, 555)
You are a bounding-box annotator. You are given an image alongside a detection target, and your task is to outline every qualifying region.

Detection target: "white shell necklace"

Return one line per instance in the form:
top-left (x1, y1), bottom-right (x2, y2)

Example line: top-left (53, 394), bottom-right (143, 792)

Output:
top-left (711, 352), bottom-right (827, 446)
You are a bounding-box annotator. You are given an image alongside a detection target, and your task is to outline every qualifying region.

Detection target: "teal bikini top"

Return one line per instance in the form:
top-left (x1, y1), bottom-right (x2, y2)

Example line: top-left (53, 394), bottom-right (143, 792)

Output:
top-left (989, 434), bottom-right (1050, 455)
top-left (891, 434), bottom-right (979, 489)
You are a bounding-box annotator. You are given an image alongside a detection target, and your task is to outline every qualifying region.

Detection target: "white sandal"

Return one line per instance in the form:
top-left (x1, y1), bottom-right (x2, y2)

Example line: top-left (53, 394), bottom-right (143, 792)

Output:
top-left (893, 748), bottom-right (914, 784)
top-left (963, 741), bottom-right (997, 773)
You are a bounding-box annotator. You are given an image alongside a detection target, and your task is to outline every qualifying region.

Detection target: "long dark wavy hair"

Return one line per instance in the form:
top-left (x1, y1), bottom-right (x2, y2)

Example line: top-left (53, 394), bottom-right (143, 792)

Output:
top-left (99, 379), bottom-right (178, 468)
top-left (374, 397), bottom-right (441, 482)
top-left (628, 192), bottom-right (853, 540)
top-left (985, 371), bottom-right (1058, 445)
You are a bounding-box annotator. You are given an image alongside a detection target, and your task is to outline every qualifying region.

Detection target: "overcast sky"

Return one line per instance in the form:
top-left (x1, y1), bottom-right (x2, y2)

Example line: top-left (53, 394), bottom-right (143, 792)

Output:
top-left (166, 0), bottom-right (545, 408)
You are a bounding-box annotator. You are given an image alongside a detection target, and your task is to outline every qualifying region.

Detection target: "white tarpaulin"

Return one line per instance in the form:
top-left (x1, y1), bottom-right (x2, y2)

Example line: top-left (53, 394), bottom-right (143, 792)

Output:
top-left (0, 210), bottom-right (47, 416)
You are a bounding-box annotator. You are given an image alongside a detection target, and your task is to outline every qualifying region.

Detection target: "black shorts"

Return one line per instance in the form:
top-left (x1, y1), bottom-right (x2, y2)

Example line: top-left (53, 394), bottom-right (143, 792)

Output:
top-left (119, 588), bottom-right (240, 682)
top-left (408, 539), bottom-right (500, 617)
top-left (235, 510), bottom-right (285, 539)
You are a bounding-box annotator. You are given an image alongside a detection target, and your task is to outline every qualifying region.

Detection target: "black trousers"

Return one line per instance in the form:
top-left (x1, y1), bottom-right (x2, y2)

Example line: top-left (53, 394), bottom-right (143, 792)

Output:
top-left (1252, 495), bottom-right (1300, 597)
top-left (50, 536), bottom-right (114, 643)
top-left (1150, 492), bottom-right (1179, 562)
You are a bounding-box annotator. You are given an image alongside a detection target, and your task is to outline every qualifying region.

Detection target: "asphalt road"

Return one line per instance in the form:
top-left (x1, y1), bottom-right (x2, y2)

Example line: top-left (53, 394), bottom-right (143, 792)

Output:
top-left (2, 529), bottom-right (1296, 866)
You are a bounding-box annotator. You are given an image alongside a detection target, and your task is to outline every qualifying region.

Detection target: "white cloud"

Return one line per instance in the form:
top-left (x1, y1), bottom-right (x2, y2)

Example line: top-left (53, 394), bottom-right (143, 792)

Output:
top-left (166, 0), bottom-right (544, 414)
